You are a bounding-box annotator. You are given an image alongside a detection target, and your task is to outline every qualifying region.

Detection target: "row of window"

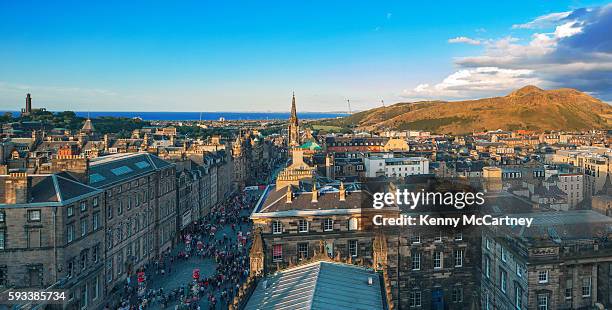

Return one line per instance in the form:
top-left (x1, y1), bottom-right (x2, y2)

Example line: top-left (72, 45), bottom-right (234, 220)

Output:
top-left (107, 190), bottom-right (152, 220)
top-left (76, 276), bottom-right (101, 309)
top-left (67, 198), bottom-right (99, 218)
top-left (411, 250), bottom-right (463, 270)
top-left (108, 175), bottom-right (156, 198)
top-left (482, 286), bottom-right (523, 310)
top-left (0, 209), bottom-right (42, 224)
top-left (107, 234), bottom-right (155, 284)
top-left (271, 218), bottom-right (359, 234)
top-left (67, 244), bottom-right (101, 278)
top-left (331, 142), bottom-right (384, 146)
top-left (272, 240), bottom-right (359, 262)
top-left (411, 232), bottom-right (463, 243)
top-left (67, 212), bottom-right (101, 244)
top-left (408, 287), bottom-right (464, 308)
top-left (485, 276), bottom-right (591, 309)
top-left (107, 209), bottom-right (154, 249)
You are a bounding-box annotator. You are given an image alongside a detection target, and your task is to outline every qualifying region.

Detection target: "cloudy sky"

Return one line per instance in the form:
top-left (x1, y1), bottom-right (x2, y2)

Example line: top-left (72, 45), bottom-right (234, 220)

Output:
top-left (0, 1), bottom-right (610, 112)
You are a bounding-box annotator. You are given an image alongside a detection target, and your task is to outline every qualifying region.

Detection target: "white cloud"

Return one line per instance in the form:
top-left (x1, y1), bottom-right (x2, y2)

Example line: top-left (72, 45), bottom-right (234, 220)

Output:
top-left (448, 36), bottom-right (481, 45)
top-left (554, 21), bottom-right (583, 38)
top-left (401, 67), bottom-right (543, 100)
top-left (405, 5), bottom-right (612, 101)
top-left (512, 11), bottom-right (571, 29)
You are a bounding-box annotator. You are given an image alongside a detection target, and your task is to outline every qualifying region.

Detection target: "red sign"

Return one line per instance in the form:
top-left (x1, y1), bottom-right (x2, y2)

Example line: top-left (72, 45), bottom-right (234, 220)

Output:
top-left (137, 271), bottom-right (145, 283)
top-left (193, 268), bottom-right (200, 280)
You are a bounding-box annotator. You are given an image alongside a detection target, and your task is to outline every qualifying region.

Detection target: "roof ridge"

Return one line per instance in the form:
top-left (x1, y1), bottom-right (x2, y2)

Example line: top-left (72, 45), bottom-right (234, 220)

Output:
top-left (309, 262), bottom-right (323, 309)
top-left (56, 174), bottom-right (100, 191)
top-left (90, 152), bottom-right (144, 166)
top-left (51, 174), bottom-right (63, 202)
top-left (146, 153), bottom-right (159, 169)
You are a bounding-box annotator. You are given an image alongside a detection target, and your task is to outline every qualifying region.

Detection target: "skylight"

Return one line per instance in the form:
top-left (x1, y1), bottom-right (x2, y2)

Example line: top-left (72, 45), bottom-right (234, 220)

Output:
top-left (89, 173), bottom-right (106, 183)
top-left (135, 161), bottom-right (151, 169)
top-left (111, 166), bottom-right (133, 176)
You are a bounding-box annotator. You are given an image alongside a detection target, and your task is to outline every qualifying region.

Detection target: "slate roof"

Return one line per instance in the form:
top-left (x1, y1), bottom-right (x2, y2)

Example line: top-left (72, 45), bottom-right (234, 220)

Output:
top-left (89, 152), bottom-right (173, 188)
top-left (0, 174), bottom-right (100, 205)
top-left (33, 141), bottom-right (79, 153)
top-left (503, 210), bottom-right (612, 242)
top-left (482, 192), bottom-right (533, 214)
top-left (244, 261), bottom-right (384, 310)
top-left (255, 184), bottom-right (372, 213)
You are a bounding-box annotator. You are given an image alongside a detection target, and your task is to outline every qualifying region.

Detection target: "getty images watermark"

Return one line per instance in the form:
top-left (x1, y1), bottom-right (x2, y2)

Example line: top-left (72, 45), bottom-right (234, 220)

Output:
top-left (370, 189), bottom-right (534, 228)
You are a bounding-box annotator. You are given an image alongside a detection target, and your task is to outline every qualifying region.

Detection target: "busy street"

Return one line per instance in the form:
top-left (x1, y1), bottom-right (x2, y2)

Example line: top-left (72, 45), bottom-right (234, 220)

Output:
top-left (109, 189), bottom-right (262, 310)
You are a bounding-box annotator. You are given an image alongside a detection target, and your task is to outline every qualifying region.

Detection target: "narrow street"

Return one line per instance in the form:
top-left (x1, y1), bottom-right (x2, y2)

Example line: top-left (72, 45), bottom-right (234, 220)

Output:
top-left (116, 190), bottom-right (262, 310)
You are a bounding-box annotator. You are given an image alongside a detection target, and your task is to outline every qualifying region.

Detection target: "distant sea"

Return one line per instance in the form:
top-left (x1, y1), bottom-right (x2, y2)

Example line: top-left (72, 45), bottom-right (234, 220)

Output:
top-left (3, 111), bottom-right (348, 121)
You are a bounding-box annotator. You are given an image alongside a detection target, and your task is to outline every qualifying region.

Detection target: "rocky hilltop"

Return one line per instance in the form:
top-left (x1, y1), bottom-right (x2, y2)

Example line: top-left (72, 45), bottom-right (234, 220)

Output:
top-left (326, 86), bottom-right (612, 134)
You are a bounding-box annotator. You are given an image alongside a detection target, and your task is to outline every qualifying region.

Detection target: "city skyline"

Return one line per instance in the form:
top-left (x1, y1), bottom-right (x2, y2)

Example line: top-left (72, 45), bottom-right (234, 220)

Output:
top-left (1, 1), bottom-right (611, 112)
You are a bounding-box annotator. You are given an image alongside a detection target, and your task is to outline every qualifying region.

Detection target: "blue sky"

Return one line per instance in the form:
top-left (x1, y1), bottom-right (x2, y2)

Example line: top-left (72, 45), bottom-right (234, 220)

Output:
top-left (1, 0), bottom-right (611, 112)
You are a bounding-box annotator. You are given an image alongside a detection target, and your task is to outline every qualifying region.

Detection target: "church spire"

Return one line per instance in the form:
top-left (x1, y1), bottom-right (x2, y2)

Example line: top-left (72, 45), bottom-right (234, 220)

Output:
top-left (288, 92), bottom-right (300, 147)
top-left (290, 91), bottom-right (297, 124)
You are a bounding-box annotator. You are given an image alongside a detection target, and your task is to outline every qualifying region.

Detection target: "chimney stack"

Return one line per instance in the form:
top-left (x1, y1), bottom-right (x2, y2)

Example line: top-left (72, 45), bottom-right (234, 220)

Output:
top-left (5, 172), bottom-right (30, 204)
top-left (311, 182), bottom-right (318, 203)
top-left (286, 186), bottom-right (292, 203)
top-left (325, 153), bottom-right (334, 179)
top-left (339, 182), bottom-right (346, 201)
top-left (39, 156), bottom-right (90, 184)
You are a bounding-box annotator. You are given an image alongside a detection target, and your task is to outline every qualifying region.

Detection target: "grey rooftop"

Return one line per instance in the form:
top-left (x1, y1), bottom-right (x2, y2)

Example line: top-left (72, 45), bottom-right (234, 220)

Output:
top-left (244, 261), bottom-right (384, 310)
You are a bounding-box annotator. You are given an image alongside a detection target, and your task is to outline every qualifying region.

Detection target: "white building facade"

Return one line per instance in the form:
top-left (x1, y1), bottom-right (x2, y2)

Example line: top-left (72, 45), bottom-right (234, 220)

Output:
top-left (364, 156), bottom-right (429, 178)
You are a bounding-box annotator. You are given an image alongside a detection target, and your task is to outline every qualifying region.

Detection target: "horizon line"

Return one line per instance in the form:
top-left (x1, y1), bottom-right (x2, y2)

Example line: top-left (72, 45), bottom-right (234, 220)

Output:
top-left (1, 110), bottom-right (352, 114)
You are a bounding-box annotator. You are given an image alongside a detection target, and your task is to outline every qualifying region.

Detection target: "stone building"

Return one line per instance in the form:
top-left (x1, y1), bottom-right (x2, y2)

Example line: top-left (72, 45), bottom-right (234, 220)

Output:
top-left (175, 160), bottom-right (203, 231)
top-left (232, 135), bottom-right (249, 189)
top-left (275, 149), bottom-right (315, 190)
top-left (87, 152), bottom-right (176, 297)
top-left (0, 172), bottom-right (106, 309)
top-left (384, 225), bottom-right (480, 309)
top-left (593, 173), bottom-right (612, 217)
top-left (249, 159), bottom-right (481, 309)
top-left (481, 210), bottom-right (612, 309)
top-left (231, 131), bottom-right (269, 188)
top-left (250, 182), bottom-right (378, 273)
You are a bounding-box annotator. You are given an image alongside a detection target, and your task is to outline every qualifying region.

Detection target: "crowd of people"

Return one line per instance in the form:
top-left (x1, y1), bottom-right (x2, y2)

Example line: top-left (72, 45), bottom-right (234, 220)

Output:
top-left (109, 190), bottom-right (261, 310)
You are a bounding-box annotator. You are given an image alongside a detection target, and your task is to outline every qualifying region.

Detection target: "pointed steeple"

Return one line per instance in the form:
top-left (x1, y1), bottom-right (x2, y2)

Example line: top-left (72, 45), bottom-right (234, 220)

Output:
top-left (290, 92), bottom-right (298, 124)
top-left (288, 92), bottom-right (300, 146)
top-left (81, 117), bottom-right (95, 134)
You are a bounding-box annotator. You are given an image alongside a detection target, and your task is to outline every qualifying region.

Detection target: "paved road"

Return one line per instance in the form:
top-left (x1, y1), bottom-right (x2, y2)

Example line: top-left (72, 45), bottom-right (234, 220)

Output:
top-left (139, 192), bottom-right (259, 310)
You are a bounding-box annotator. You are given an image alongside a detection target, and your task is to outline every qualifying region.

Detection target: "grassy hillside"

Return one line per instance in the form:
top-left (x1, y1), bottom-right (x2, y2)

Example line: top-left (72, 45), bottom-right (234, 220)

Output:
top-left (320, 86), bottom-right (612, 134)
